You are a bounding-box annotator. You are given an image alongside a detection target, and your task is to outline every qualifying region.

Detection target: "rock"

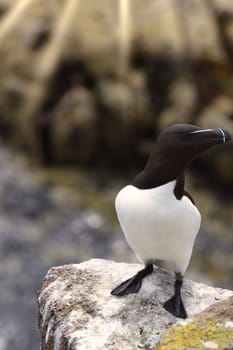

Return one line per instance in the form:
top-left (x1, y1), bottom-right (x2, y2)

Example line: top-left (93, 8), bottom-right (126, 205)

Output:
top-left (38, 259), bottom-right (233, 350)
top-left (98, 77), bottom-right (149, 164)
top-left (1, 0), bottom-right (233, 175)
top-left (198, 95), bottom-right (233, 133)
top-left (179, 0), bottom-right (224, 61)
top-left (158, 296), bottom-right (233, 349)
top-left (197, 95), bottom-right (233, 185)
top-left (158, 78), bottom-right (198, 129)
top-left (99, 71), bottom-right (152, 128)
top-left (99, 79), bottom-right (136, 120)
top-left (66, 0), bottom-right (120, 77)
top-left (133, 0), bottom-right (185, 57)
top-left (212, 0), bottom-right (233, 16)
top-left (51, 87), bottom-right (98, 164)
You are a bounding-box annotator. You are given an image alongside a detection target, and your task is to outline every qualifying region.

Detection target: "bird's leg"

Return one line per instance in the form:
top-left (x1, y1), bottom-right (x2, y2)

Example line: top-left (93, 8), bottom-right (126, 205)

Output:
top-left (163, 273), bottom-right (187, 319)
top-left (111, 263), bottom-right (153, 297)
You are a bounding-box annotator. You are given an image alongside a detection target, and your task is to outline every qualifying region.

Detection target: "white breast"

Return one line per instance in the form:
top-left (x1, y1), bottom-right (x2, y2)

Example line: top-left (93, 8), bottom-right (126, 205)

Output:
top-left (115, 181), bottom-right (201, 274)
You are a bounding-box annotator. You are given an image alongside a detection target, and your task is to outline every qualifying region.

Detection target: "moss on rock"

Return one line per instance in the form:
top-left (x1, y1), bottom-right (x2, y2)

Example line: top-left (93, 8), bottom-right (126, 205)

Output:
top-left (158, 320), bottom-right (233, 350)
top-left (158, 297), bottom-right (233, 350)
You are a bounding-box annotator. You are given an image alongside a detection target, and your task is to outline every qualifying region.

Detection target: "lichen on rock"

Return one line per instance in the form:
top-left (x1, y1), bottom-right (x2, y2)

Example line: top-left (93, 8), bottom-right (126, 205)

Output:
top-left (158, 297), bottom-right (233, 350)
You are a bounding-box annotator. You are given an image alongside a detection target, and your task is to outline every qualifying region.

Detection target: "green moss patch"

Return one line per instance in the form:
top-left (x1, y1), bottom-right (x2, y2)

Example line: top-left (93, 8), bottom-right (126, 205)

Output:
top-left (158, 318), bottom-right (233, 350)
top-left (159, 297), bottom-right (233, 349)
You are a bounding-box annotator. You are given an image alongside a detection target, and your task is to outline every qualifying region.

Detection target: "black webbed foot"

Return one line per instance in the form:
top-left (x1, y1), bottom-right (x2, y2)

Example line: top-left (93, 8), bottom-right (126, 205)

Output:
top-left (163, 294), bottom-right (187, 319)
top-left (111, 264), bottom-right (153, 297)
top-left (163, 278), bottom-right (187, 319)
top-left (111, 274), bottom-right (142, 296)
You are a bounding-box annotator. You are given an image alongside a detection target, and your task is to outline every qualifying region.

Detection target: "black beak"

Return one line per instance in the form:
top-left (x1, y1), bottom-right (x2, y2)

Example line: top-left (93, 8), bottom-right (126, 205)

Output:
top-left (188, 128), bottom-right (231, 143)
top-left (214, 128), bottom-right (231, 143)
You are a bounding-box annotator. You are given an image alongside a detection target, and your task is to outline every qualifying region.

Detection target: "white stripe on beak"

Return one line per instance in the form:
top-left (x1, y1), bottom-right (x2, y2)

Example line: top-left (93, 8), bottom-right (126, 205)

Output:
top-left (190, 129), bottom-right (213, 134)
top-left (217, 128), bottom-right (226, 143)
top-left (190, 128), bottom-right (227, 143)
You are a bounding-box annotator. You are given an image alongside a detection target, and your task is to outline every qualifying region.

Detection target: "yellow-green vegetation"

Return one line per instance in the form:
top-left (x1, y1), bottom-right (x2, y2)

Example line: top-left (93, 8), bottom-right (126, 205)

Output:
top-left (158, 319), bottom-right (233, 350)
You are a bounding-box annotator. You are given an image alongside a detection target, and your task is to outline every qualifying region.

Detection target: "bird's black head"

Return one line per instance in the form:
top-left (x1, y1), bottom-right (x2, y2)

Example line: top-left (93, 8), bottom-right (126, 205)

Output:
top-left (133, 124), bottom-right (231, 189)
top-left (154, 124), bottom-right (231, 160)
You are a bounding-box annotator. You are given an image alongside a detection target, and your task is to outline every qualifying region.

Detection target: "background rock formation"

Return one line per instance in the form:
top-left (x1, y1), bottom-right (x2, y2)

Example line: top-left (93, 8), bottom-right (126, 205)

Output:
top-left (0, 0), bottom-right (233, 183)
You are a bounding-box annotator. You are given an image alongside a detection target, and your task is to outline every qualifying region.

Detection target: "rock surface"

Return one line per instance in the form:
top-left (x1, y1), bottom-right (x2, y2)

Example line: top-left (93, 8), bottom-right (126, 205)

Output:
top-left (38, 259), bottom-right (233, 350)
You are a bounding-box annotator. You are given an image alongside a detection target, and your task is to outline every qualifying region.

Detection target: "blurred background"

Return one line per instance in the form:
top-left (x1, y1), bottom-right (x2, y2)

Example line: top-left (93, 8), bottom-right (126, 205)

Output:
top-left (0, 0), bottom-right (233, 349)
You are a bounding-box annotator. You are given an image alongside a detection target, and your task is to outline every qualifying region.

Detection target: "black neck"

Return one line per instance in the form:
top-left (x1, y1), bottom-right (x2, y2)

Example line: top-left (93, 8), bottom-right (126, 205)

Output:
top-left (132, 142), bottom-right (190, 192)
top-left (132, 152), bottom-right (187, 189)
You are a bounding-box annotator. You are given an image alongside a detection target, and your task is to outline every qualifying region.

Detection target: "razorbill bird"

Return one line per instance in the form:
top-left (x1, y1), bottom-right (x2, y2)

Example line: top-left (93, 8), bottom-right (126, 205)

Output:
top-left (111, 124), bottom-right (231, 319)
